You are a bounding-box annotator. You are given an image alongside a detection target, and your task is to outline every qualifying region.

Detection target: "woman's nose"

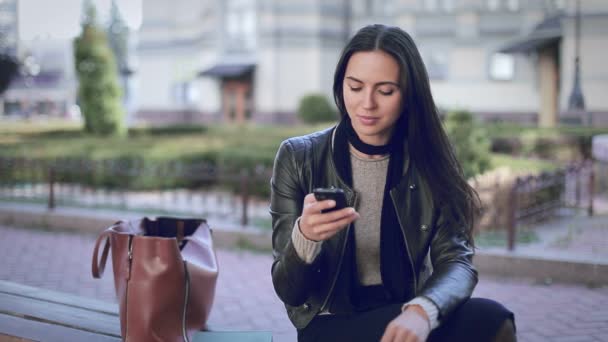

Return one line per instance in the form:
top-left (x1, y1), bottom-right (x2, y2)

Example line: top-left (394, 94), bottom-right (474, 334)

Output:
top-left (361, 90), bottom-right (376, 110)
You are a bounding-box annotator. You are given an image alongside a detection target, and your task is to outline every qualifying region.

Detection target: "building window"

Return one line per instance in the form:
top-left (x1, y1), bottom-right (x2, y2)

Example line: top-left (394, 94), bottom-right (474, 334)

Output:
top-left (489, 53), bottom-right (514, 81)
top-left (424, 0), bottom-right (438, 12)
top-left (172, 81), bottom-right (198, 106)
top-left (422, 49), bottom-right (449, 80)
top-left (225, 0), bottom-right (256, 51)
top-left (487, 0), bottom-right (500, 11)
top-left (551, 0), bottom-right (566, 10)
top-left (441, 0), bottom-right (455, 12)
top-left (506, 0), bottom-right (519, 12)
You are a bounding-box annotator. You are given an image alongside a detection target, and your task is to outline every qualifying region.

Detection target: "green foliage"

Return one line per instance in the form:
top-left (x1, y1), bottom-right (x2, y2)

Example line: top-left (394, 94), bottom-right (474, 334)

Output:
top-left (489, 154), bottom-right (557, 173)
top-left (444, 110), bottom-right (491, 179)
top-left (474, 228), bottom-right (539, 247)
top-left (0, 123), bottom-right (326, 196)
top-left (297, 93), bottom-right (337, 124)
top-left (485, 122), bottom-right (608, 161)
top-left (74, 2), bottom-right (125, 136)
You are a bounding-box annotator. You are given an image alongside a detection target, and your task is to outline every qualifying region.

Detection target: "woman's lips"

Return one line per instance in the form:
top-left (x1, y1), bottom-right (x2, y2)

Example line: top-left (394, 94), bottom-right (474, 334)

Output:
top-left (357, 115), bottom-right (379, 126)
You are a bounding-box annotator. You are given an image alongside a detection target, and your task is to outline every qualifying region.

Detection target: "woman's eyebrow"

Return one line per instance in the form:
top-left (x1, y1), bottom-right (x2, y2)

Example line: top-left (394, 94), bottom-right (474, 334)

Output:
top-left (345, 76), bottom-right (399, 87)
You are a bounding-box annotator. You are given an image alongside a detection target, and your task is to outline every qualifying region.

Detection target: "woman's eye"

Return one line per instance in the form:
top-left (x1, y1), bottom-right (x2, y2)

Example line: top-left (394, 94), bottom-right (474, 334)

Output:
top-left (349, 87), bottom-right (362, 92)
top-left (378, 89), bottom-right (394, 96)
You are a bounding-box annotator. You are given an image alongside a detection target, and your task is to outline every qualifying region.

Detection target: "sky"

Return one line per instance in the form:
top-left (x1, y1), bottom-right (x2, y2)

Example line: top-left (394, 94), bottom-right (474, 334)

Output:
top-left (18, 0), bottom-right (142, 41)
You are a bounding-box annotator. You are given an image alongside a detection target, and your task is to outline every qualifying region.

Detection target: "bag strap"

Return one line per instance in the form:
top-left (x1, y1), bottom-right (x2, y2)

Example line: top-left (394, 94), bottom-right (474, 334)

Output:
top-left (91, 228), bottom-right (113, 279)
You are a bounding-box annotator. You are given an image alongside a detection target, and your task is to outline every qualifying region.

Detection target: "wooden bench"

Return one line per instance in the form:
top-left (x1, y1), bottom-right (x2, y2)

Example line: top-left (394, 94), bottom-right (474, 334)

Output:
top-left (0, 280), bottom-right (272, 342)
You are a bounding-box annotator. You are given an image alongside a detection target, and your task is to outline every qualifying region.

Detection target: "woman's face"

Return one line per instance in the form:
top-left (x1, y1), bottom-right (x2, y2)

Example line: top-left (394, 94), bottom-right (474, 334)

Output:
top-left (343, 50), bottom-right (403, 146)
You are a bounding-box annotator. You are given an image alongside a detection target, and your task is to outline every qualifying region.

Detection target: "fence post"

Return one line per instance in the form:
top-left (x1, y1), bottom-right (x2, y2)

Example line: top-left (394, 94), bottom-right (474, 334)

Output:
top-left (48, 166), bottom-right (55, 210)
top-left (506, 180), bottom-right (518, 251)
top-left (574, 164), bottom-right (581, 207)
top-left (240, 169), bottom-right (249, 227)
top-left (588, 160), bottom-right (595, 217)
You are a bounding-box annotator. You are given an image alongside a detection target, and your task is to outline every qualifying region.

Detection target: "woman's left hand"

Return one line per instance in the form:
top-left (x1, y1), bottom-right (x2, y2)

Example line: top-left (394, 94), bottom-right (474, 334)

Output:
top-left (380, 305), bottom-right (431, 342)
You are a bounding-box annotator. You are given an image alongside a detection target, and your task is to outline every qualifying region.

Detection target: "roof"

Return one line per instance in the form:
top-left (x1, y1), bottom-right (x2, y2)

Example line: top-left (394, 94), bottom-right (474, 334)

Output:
top-left (498, 15), bottom-right (563, 53)
top-left (198, 63), bottom-right (255, 78)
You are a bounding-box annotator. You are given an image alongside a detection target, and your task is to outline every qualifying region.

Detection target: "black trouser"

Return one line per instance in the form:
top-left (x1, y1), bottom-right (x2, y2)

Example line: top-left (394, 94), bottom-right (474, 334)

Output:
top-left (298, 297), bottom-right (515, 342)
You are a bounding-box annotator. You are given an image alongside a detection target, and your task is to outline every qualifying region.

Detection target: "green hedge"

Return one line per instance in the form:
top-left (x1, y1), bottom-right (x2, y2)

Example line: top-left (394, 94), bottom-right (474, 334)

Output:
top-left (0, 123), bottom-right (328, 197)
top-left (486, 123), bottom-right (608, 161)
top-left (444, 110), bottom-right (491, 179)
top-left (297, 93), bottom-right (338, 124)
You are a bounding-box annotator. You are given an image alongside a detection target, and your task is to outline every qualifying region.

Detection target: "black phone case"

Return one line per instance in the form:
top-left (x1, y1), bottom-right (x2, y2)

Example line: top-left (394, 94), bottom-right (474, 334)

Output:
top-left (313, 188), bottom-right (347, 213)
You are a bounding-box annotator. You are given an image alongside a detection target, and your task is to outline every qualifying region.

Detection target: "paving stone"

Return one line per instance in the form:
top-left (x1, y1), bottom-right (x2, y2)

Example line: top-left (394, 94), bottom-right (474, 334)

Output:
top-left (1, 224), bottom-right (607, 342)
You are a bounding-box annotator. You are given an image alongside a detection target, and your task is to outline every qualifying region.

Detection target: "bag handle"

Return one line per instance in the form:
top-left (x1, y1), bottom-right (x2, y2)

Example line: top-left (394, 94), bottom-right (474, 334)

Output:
top-left (91, 228), bottom-right (113, 279)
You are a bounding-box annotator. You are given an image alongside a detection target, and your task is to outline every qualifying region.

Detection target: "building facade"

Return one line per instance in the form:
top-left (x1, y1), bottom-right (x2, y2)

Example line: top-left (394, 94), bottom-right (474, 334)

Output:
top-left (0, 0), bottom-right (78, 119)
top-left (133, 0), bottom-right (608, 126)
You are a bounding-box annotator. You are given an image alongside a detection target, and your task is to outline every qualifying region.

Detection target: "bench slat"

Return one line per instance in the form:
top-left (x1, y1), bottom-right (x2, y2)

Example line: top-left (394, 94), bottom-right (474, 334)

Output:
top-left (0, 312), bottom-right (120, 342)
top-left (0, 292), bottom-right (121, 338)
top-left (0, 280), bottom-right (118, 315)
top-left (0, 281), bottom-right (272, 341)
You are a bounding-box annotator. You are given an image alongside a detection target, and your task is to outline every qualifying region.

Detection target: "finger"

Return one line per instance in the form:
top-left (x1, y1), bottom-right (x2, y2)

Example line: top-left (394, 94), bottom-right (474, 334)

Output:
top-left (380, 326), bottom-right (396, 342)
top-left (306, 207), bottom-right (354, 226)
top-left (395, 330), bottom-right (412, 342)
top-left (303, 193), bottom-right (317, 205)
top-left (406, 333), bottom-right (420, 342)
top-left (313, 212), bottom-right (358, 235)
top-left (303, 199), bottom-right (336, 215)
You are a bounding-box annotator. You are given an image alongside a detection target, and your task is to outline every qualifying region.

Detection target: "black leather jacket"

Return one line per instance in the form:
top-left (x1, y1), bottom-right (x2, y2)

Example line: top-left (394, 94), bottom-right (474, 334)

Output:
top-left (270, 125), bottom-right (478, 329)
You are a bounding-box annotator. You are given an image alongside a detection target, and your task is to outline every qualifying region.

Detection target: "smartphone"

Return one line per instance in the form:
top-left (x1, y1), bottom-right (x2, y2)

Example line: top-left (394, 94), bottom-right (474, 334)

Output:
top-left (313, 187), bottom-right (348, 213)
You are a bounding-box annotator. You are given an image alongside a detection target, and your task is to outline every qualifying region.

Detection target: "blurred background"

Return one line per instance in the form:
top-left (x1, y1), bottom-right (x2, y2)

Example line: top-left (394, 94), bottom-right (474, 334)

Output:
top-left (1, 1), bottom-right (608, 341)
top-left (1, 0), bottom-right (607, 125)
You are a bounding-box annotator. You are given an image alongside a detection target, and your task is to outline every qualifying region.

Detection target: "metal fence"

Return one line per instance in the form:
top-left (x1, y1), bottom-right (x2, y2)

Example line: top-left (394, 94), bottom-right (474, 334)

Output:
top-left (0, 157), bottom-right (273, 227)
top-left (0, 157), bottom-right (597, 245)
top-left (504, 160), bottom-right (595, 250)
top-left (470, 160), bottom-right (595, 250)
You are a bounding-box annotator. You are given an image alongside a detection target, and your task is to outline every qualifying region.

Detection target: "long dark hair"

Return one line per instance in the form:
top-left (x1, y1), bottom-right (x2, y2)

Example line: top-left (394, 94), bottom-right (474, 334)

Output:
top-left (333, 24), bottom-right (480, 244)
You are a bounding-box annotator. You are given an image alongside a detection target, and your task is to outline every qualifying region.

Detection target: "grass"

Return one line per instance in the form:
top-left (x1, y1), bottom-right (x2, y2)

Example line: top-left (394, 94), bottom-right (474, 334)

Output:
top-left (489, 153), bottom-right (559, 173)
top-left (474, 227), bottom-right (540, 248)
top-left (251, 217), bottom-right (273, 231)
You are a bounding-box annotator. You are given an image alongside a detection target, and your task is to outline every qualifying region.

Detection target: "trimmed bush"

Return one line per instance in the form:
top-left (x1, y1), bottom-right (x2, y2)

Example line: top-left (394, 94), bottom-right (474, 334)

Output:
top-left (74, 3), bottom-right (125, 136)
top-left (297, 94), bottom-right (337, 124)
top-left (444, 110), bottom-right (491, 179)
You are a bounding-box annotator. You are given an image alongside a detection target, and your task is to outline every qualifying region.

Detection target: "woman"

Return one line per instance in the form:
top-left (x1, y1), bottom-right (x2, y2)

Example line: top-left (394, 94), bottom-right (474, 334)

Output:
top-left (270, 24), bottom-right (516, 342)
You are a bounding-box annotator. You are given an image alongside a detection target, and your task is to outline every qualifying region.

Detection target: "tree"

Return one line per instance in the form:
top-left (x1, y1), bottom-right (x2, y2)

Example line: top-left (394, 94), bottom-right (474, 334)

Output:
top-left (74, 0), bottom-right (125, 135)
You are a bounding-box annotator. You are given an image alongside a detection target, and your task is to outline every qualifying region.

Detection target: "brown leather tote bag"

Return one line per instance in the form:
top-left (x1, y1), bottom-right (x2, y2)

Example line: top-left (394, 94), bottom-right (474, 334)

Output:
top-left (91, 217), bottom-right (218, 342)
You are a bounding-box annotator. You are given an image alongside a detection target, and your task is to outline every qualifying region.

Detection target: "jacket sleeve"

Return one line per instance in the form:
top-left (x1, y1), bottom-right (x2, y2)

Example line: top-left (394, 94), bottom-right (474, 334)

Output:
top-left (270, 140), bottom-right (322, 307)
top-left (417, 205), bottom-right (478, 321)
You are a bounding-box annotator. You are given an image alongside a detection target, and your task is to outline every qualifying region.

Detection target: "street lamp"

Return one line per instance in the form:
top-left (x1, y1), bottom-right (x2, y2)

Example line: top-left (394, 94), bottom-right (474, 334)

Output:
top-left (567, 0), bottom-right (587, 124)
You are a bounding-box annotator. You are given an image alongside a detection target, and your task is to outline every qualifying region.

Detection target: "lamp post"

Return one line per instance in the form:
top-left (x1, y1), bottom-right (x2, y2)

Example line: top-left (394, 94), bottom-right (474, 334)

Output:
top-left (567, 0), bottom-right (587, 124)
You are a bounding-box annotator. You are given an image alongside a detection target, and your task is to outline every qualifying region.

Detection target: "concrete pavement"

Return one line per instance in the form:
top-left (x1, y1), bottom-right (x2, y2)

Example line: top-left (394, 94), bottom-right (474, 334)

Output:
top-left (1, 224), bottom-right (607, 342)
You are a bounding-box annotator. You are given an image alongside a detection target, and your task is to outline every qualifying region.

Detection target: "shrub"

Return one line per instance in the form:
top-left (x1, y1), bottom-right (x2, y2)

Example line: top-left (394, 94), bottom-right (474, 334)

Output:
top-left (74, 2), bottom-right (125, 136)
top-left (444, 110), bottom-right (491, 179)
top-left (490, 136), bottom-right (522, 154)
top-left (297, 94), bottom-right (337, 124)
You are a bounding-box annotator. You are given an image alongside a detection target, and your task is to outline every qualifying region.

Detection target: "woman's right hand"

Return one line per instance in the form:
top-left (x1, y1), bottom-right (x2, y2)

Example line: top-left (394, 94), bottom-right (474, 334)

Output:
top-left (298, 193), bottom-right (359, 242)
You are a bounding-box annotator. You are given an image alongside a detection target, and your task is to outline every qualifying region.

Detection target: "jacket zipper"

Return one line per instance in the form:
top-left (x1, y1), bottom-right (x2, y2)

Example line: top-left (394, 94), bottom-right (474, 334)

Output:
top-left (182, 260), bottom-right (190, 342)
top-left (319, 192), bottom-right (358, 313)
top-left (125, 235), bottom-right (133, 341)
top-left (390, 191), bottom-right (418, 295)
